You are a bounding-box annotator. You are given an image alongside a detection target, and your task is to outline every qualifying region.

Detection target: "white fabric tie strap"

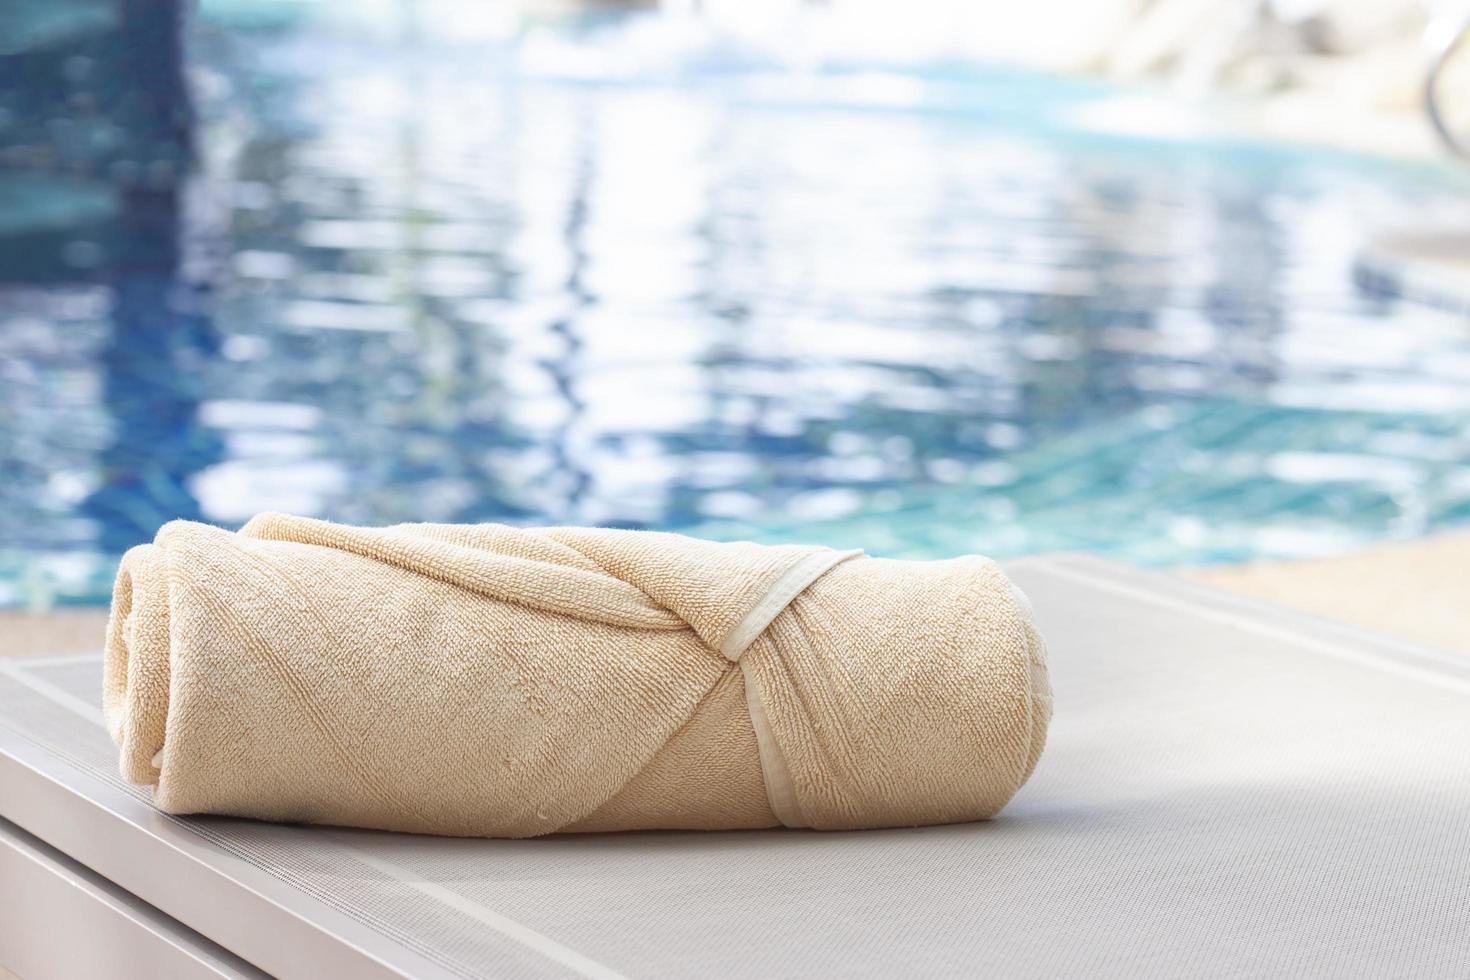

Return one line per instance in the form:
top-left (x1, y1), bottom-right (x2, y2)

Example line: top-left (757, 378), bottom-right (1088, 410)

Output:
top-left (718, 547), bottom-right (864, 828)
top-left (718, 548), bottom-right (865, 662)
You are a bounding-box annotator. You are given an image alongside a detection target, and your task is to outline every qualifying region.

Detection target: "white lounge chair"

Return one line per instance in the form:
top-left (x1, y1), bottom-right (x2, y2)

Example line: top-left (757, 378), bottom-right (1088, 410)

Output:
top-left (3, 554), bottom-right (1468, 978)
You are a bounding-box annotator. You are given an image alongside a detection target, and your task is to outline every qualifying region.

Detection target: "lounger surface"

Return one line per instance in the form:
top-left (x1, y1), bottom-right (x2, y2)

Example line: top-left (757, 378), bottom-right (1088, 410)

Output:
top-left (2, 554), bottom-right (1468, 978)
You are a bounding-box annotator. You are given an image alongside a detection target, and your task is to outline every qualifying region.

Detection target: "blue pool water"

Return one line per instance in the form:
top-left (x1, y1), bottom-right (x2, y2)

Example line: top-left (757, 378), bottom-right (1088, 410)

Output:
top-left (5, 2), bottom-right (1470, 607)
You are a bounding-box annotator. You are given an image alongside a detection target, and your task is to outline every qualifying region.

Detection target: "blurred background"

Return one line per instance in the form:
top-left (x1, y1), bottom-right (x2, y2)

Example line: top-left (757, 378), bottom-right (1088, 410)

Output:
top-left (5, 0), bottom-right (1470, 610)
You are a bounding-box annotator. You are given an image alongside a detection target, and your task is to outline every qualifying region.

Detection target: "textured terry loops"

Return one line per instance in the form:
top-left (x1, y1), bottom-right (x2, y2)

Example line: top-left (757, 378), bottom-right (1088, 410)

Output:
top-left (104, 514), bottom-right (1052, 838)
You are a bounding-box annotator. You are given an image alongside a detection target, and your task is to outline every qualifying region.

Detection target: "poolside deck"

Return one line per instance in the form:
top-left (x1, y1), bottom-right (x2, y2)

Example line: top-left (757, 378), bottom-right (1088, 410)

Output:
top-left (4, 533), bottom-right (1468, 661)
top-left (1, 609), bottom-right (110, 659)
top-left (1190, 529), bottom-right (1470, 656)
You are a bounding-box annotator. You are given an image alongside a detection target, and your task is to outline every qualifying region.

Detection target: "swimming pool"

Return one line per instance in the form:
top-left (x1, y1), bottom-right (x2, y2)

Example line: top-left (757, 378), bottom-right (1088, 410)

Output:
top-left (5, 2), bottom-right (1470, 607)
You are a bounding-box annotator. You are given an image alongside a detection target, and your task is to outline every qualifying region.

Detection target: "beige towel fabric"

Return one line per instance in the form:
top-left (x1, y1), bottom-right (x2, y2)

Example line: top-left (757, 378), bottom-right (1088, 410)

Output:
top-left (103, 514), bottom-right (1052, 838)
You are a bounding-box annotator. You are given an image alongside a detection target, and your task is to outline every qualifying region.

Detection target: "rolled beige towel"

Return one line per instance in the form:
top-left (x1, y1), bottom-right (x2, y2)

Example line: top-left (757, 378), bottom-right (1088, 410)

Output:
top-left (103, 514), bottom-right (1052, 837)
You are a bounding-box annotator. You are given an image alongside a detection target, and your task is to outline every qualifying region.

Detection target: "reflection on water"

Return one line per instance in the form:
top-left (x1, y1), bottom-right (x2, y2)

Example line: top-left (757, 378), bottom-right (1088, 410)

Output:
top-left (4, 2), bottom-right (1470, 606)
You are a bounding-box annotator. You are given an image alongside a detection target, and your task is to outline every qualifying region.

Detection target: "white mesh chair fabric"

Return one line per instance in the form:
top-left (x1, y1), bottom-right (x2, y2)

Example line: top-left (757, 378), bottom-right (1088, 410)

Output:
top-left (2, 554), bottom-right (1468, 978)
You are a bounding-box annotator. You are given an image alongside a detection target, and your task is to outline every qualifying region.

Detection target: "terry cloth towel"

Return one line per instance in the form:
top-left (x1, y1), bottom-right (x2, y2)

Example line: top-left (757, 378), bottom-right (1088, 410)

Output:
top-left (103, 514), bottom-right (1052, 838)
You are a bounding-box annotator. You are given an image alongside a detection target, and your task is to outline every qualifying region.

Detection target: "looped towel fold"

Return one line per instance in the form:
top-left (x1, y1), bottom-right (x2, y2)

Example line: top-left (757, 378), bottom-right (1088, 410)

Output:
top-left (104, 514), bottom-right (1052, 837)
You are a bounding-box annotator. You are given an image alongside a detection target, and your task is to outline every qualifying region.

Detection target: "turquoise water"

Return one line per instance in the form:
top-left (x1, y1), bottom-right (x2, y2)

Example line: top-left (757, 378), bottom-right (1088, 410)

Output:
top-left (4, 3), bottom-right (1470, 607)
